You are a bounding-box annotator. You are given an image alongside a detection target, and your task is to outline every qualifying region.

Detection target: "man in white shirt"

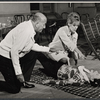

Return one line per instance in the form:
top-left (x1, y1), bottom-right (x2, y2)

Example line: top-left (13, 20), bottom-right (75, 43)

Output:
top-left (0, 12), bottom-right (53, 93)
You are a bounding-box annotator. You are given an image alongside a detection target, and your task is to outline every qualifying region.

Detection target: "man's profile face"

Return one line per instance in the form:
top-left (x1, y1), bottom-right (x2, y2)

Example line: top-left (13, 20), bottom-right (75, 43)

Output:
top-left (36, 20), bottom-right (47, 33)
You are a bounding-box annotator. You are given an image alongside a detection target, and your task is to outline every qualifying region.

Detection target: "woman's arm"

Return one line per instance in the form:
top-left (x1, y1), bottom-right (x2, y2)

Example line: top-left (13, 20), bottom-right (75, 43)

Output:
top-left (74, 47), bottom-right (85, 59)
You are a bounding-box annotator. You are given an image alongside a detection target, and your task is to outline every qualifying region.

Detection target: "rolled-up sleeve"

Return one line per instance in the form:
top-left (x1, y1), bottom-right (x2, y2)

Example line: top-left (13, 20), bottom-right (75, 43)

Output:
top-left (58, 29), bottom-right (77, 52)
top-left (32, 43), bottom-right (50, 52)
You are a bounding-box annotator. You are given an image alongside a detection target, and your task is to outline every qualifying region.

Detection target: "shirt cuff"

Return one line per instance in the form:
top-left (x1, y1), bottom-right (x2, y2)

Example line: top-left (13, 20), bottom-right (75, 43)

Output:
top-left (14, 65), bottom-right (22, 75)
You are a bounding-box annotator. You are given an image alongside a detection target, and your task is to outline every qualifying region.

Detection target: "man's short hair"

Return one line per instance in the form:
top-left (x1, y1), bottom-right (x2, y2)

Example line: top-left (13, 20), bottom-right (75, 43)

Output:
top-left (31, 14), bottom-right (41, 22)
top-left (31, 12), bottom-right (47, 23)
top-left (67, 12), bottom-right (80, 25)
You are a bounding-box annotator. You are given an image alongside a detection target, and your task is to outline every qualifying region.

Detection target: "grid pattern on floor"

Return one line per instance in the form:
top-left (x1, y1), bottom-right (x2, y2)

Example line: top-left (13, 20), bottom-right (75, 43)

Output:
top-left (31, 69), bottom-right (100, 99)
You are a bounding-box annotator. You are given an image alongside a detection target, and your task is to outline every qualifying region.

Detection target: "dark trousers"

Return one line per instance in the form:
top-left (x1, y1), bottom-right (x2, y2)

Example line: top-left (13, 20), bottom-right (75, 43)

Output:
top-left (21, 51), bottom-right (63, 79)
top-left (0, 55), bottom-right (21, 93)
top-left (0, 50), bottom-right (76, 93)
top-left (20, 51), bottom-right (76, 80)
top-left (0, 51), bottom-right (37, 93)
top-left (20, 51), bottom-right (77, 81)
top-left (37, 52), bottom-right (64, 79)
top-left (20, 51), bottom-right (77, 80)
top-left (20, 51), bottom-right (37, 81)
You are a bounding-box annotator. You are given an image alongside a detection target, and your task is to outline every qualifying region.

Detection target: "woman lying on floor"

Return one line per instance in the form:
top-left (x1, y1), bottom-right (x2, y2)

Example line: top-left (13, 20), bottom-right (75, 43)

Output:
top-left (42, 64), bottom-right (100, 87)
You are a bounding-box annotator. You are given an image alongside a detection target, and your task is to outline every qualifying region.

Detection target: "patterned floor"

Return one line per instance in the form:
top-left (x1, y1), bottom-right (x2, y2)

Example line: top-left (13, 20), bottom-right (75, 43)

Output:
top-left (31, 69), bottom-right (100, 99)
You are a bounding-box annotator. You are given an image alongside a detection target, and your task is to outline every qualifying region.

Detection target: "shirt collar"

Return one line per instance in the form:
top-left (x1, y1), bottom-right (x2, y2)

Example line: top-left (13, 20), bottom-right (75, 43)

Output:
top-left (66, 26), bottom-right (71, 37)
top-left (66, 26), bottom-right (76, 37)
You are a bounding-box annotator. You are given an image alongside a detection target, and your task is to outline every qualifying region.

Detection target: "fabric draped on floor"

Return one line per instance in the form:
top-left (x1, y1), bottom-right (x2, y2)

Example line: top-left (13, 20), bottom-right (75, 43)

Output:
top-left (30, 69), bottom-right (100, 99)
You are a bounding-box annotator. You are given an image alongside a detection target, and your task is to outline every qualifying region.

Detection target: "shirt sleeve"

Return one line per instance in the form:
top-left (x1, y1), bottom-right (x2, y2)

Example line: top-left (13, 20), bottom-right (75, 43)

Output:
top-left (58, 28), bottom-right (77, 52)
top-left (32, 43), bottom-right (50, 52)
top-left (11, 29), bottom-right (29, 75)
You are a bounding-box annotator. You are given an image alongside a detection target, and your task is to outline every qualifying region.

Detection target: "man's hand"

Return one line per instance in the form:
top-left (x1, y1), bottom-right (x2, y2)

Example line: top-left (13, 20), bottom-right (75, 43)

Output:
top-left (16, 74), bottom-right (25, 83)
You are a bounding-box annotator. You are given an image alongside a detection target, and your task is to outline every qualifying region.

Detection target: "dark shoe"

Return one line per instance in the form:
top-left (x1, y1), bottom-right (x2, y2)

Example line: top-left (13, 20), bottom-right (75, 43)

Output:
top-left (23, 81), bottom-right (35, 88)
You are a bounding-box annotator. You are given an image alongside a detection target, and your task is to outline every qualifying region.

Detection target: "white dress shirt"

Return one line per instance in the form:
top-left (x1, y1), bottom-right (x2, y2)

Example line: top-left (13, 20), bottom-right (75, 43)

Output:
top-left (0, 20), bottom-right (50, 75)
top-left (46, 25), bottom-right (78, 61)
top-left (49, 25), bottom-right (78, 52)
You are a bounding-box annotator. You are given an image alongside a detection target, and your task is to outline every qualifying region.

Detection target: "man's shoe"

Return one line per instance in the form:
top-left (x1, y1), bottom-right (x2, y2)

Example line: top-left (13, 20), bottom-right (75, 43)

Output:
top-left (23, 81), bottom-right (35, 88)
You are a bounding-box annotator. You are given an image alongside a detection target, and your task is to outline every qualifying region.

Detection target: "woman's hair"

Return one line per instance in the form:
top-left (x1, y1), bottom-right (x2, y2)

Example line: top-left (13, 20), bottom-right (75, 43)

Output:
top-left (67, 12), bottom-right (80, 25)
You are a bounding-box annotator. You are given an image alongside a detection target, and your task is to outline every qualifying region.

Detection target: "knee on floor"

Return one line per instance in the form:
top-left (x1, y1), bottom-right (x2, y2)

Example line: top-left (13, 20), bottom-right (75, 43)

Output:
top-left (9, 86), bottom-right (21, 94)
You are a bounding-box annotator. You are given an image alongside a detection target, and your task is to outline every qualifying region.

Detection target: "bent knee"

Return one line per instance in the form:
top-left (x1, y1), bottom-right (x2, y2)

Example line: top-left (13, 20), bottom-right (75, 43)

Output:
top-left (9, 86), bottom-right (21, 94)
top-left (12, 89), bottom-right (21, 94)
top-left (59, 58), bottom-right (68, 64)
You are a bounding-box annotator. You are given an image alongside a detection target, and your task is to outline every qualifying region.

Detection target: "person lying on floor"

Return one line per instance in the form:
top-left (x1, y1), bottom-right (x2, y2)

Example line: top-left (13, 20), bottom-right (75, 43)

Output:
top-left (42, 64), bottom-right (100, 87)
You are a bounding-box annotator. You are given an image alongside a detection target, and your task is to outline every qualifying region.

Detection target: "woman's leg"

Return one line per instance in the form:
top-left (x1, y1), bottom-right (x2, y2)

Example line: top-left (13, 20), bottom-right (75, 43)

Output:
top-left (0, 55), bottom-right (21, 93)
top-left (37, 52), bottom-right (63, 79)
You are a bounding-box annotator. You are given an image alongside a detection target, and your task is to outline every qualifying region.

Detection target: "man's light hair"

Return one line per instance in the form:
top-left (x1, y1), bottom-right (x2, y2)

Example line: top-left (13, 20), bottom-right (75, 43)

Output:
top-left (31, 12), bottom-right (47, 22)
